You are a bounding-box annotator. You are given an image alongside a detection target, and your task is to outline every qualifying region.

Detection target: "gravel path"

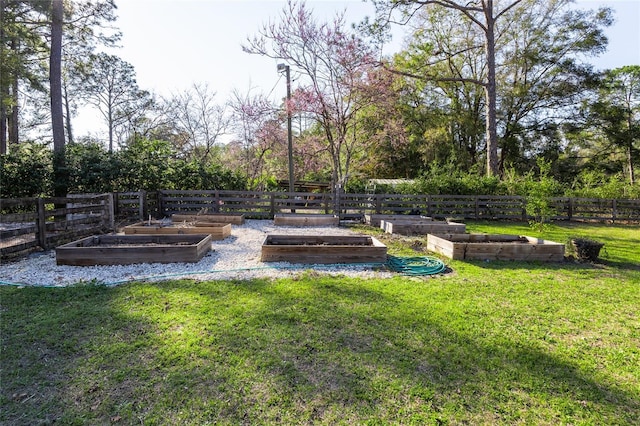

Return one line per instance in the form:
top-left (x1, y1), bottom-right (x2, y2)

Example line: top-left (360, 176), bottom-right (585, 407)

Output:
top-left (0, 220), bottom-right (395, 287)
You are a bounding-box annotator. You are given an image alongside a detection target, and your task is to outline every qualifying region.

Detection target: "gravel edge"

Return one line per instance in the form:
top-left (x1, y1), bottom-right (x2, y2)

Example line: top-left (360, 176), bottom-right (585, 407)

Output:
top-left (0, 220), bottom-right (395, 287)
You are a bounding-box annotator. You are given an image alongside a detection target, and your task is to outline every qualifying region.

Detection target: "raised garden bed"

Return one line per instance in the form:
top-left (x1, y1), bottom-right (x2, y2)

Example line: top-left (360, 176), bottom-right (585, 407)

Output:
top-left (274, 213), bottom-right (339, 227)
top-left (261, 234), bottom-right (387, 264)
top-left (427, 233), bottom-right (565, 261)
top-left (382, 220), bottom-right (466, 236)
top-left (365, 214), bottom-right (431, 228)
top-left (56, 234), bottom-right (212, 266)
top-left (172, 213), bottom-right (245, 225)
top-left (124, 221), bottom-right (231, 240)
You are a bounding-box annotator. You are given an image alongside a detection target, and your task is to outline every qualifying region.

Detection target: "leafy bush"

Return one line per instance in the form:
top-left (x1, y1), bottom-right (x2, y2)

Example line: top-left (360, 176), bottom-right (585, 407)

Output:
top-left (411, 164), bottom-right (505, 195)
top-left (172, 160), bottom-right (247, 191)
top-left (66, 142), bottom-right (119, 193)
top-left (0, 142), bottom-right (52, 198)
top-left (524, 159), bottom-right (563, 231)
top-left (115, 139), bottom-right (177, 191)
top-left (567, 170), bottom-right (640, 199)
top-left (1, 138), bottom-right (248, 197)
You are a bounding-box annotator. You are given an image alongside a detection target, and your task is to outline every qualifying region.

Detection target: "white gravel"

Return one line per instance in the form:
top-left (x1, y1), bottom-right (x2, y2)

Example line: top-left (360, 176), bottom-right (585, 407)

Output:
top-left (0, 219), bottom-right (395, 287)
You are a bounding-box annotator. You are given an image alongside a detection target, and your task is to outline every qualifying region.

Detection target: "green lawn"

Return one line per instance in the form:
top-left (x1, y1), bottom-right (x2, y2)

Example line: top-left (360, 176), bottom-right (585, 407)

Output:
top-left (1, 221), bottom-right (639, 425)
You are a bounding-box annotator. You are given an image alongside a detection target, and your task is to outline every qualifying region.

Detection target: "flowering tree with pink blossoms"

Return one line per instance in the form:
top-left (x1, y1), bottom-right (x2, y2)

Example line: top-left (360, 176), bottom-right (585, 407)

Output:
top-left (243, 0), bottom-right (383, 191)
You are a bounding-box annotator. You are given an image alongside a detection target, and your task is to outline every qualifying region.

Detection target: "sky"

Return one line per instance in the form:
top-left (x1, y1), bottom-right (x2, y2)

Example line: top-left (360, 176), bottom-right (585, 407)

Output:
top-left (74, 0), bottom-right (640, 138)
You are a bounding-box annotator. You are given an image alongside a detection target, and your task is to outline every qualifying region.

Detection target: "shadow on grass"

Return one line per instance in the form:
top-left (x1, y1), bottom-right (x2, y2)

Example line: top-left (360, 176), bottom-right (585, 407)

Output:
top-left (190, 277), bottom-right (639, 423)
top-left (2, 277), bottom-right (639, 424)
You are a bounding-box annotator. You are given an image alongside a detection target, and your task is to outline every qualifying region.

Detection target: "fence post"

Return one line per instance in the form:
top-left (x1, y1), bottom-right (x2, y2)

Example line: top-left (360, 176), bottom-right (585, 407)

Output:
top-left (612, 199), bottom-right (617, 222)
top-left (158, 191), bottom-right (165, 217)
top-left (475, 196), bottom-right (480, 220)
top-left (214, 190), bottom-right (220, 213)
top-left (521, 197), bottom-right (527, 222)
top-left (112, 191), bottom-right (120, 217)
top-left (36, 198), bottom-right (47, 249)
top-left (139, 190), bottom-right (147, 221)
top-left (323, 193), bottom-right (329, 214)
top-left (567, 198), bottom-right (573, 222)
top-left (375, 194), bottom-right (382, 214)
top-left (103, 193), bottom-right (115, 231)
top-left (270, 193), bottom-right (275, 217)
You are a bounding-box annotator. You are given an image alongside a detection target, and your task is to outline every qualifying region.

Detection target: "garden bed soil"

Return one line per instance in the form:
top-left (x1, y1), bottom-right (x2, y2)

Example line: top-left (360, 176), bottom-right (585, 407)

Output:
top-left (427, 233), bottom-right (565, 261)
top-left (261, 234), bottom-right (387, 264)
top-left (55, 234), bottom-right (212, 266)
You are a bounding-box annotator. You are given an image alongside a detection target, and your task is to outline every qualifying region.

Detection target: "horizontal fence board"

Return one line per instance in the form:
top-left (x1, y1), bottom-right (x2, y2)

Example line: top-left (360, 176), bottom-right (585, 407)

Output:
top-left (1, 224), bottom-right (37, 239)
top-left (2, 191), bottom-right (638, 259)
top-left (0, 212), bottom-right (38, 222)
top-left (43, 225), bottom-right (106, 247)
top-left (0, 239), bottom-right (38, 257)
top-left (1, 194), bottom-right (113, 257)
top-left (152, 191), bottom-right (639, 222)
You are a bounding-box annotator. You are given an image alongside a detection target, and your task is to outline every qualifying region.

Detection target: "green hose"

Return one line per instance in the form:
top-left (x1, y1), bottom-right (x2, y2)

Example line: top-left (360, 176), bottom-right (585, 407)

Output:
top-left (385, 255), bottom-right (447, 276)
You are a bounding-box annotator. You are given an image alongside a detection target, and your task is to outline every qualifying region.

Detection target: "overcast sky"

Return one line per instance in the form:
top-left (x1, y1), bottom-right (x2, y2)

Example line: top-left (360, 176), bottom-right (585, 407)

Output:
top-left (74, 0), bottom-right (640, 138)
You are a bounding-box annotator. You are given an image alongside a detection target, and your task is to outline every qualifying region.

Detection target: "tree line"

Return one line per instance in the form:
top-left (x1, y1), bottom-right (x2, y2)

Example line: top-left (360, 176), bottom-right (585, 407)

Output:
top-left (1, 0), bottom-right (638, 198)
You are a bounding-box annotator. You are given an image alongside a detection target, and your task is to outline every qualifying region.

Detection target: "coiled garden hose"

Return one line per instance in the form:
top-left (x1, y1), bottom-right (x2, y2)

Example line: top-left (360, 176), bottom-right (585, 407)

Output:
top-left (385, 255), bottom-right (447, 276)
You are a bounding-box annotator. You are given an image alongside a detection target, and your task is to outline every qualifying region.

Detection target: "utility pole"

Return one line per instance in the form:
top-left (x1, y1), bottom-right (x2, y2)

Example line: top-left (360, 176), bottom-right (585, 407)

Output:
top-left (277, 63), bottom-right (294, 194)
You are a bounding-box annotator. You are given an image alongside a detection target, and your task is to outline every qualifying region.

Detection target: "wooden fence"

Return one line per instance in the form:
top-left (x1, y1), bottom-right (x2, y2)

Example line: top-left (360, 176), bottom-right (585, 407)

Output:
top-left (119, 190), bottom-right (640, 223)
top-left (0, 193), bottom-right (114, 259)
top-left (1, 190), bottom-right (638, 259)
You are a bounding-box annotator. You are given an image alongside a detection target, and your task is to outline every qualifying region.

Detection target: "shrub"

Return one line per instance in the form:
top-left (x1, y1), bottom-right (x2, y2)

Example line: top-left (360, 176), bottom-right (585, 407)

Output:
top-left (567, 170), bottom-right (640, 199)
top-left (66, 142), bottom-right (119, 193)
top-left (0, 142), bottom-right (52, 198)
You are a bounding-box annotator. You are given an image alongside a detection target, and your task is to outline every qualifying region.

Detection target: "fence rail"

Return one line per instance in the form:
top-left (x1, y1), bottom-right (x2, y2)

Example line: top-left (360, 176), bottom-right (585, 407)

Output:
top-left (1, 191), bottom-right (638, 258)
top-left (123, 190), bottom-right (640, 223)
top-left (0, 193), bottom-right (114, 259)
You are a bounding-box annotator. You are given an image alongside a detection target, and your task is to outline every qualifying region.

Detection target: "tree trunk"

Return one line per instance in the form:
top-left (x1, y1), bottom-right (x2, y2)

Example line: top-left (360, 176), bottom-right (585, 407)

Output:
top-left (8, 71), bottom-right (18, 145)
top-left (627, 111), bottom-right (635, 184)
top-left (0, 85), bottom-right (6, 154)
top-left (484, 0), bottom-right (499, 177)
top-left (628, 143), bottom-right (635, 185)
top-left (108, 103), bottom-right (113, 152)
top-left (63, 80), bottom-right (74, 144)
top-left (50, 0), bottom-right (67, 196)
top-left (0, 2), bottom-right (7, 154)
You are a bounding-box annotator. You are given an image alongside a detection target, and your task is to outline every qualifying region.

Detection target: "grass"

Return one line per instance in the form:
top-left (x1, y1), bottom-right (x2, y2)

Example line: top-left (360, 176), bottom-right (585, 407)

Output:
top-left (1, 221), bottom-right (639, 425)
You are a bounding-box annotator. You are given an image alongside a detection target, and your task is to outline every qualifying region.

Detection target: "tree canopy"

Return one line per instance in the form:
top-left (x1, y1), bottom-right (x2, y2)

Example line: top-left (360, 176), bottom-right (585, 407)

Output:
top-left (1, 0), bottom-right (637, 196)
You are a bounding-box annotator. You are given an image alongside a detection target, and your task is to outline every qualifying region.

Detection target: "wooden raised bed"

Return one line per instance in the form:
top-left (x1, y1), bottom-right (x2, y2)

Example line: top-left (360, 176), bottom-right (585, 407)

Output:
top-left (56, 234), bottom-right (212, 266)
top-left (382, 220), bottom-right (466, 236)
top-left (172, 213), bottom-right (245, 225)
top-left (426, 233), bottom-right (565, 261)
top-left (261, 234), bottom-right (387, 264)
top-left (365, 214), bottom-right (431, 228)
top-left (274, 213), bottom-right (339, 227)
top-left (124, 221), bottom-right (231, 240)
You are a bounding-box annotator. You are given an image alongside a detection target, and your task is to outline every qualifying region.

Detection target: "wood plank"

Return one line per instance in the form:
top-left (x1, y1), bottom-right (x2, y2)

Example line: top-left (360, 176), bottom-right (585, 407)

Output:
top-left (56, 234), bottom-right (212, 265)
top-left (427, 233), bottom-right (565, 261)
top-left (124, 221), bottom-right (231, 240)
top-left (274, 214), bottom-right (339, 226)
top-left (383, 220), bottom-right (466, 236)
top-left (172, 213), bottom-right (245, 225)
top-left (261, 235), bottom-right (387, 264)
top-left (365, 214), bottom-right (431, 227)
